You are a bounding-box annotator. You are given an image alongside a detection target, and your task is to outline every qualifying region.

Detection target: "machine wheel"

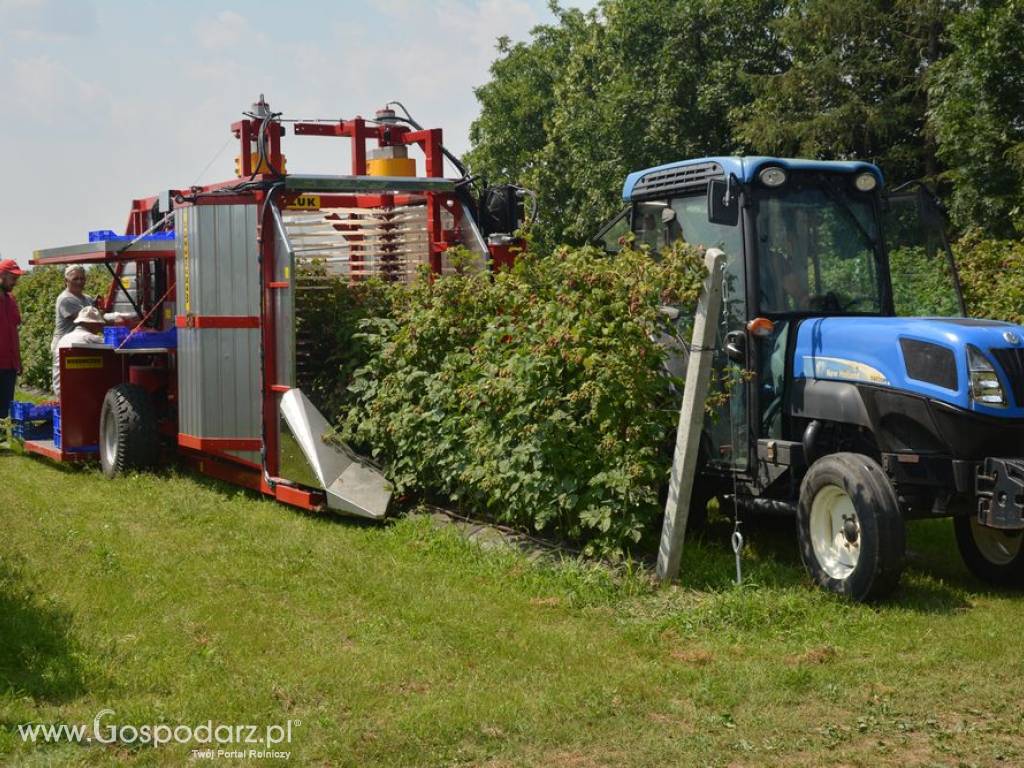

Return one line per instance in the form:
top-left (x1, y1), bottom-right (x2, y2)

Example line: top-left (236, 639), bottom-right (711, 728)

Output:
top-left (954, 515), bottom-right (1024, 587)
top-left (797, 452), bottom-right (905, 601)
top-left (99, 384), bottom-right (159, 478)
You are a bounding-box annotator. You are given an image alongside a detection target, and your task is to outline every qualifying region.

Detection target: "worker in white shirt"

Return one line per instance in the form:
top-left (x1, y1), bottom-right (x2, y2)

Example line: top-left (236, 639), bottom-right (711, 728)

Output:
top-left (51, 265), bottom-right (135, 392)
top-left (54, 306), bottom-right (107, 397)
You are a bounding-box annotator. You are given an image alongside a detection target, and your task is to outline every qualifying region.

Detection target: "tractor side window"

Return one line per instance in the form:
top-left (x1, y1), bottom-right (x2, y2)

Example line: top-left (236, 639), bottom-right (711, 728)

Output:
top-left (633, 197), bottom-right (742, 259)
top-left (884, 187), bottom-right (964, 317)
top-left (596, 206), bottom-right (631, 253)
top-left (634, 202), bottom-right (672, 251)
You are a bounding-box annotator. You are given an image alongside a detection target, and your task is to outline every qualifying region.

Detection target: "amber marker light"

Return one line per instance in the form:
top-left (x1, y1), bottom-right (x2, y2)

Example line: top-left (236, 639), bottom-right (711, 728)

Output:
top-left (747, 317), bottom-right (776, 337)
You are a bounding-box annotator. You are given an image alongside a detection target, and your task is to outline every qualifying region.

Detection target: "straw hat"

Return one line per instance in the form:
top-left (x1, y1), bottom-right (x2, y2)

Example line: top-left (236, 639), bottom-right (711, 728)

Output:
top-left (73, 306), bottom-right (104, 325)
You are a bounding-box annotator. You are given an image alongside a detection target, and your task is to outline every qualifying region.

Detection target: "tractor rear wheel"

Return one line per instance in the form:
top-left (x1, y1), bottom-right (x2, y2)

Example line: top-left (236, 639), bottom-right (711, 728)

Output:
top-left (797, 452), bottom-right (905, 601)
top-left (954, 515), bottom-right (1024, 587)
top-left (99, 384), bottom-right (159, 478)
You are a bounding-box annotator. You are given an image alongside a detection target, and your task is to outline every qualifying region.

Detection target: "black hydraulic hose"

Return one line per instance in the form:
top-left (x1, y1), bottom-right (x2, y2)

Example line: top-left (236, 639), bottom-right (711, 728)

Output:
top-left (257, 113), bottom-right (283, 177)
top-left (386, 101), bottom-right (469, 179)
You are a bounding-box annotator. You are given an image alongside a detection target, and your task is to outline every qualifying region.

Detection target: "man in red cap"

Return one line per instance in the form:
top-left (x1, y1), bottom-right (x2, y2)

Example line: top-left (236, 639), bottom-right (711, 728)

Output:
top-left (0, 257), bottom-right (26, 419)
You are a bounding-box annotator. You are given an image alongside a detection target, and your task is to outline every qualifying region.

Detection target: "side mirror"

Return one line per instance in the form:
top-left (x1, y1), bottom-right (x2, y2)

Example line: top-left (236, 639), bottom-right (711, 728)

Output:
top-left (707, 179), bottom-right (739, 226)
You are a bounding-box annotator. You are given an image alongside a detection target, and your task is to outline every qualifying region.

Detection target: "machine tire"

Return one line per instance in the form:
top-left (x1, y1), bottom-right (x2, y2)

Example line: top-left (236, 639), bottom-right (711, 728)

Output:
top-left (99, 384), bottom-right (159, 479)
top-left (797, 452), bottom-right (905, 601)
top-left (954, 514), bottom-right (1024, 588)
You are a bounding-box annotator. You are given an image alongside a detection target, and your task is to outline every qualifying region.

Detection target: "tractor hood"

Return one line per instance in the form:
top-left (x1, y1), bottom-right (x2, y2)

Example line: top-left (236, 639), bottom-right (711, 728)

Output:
top-left (792, 316), bottom-right (1024, 417)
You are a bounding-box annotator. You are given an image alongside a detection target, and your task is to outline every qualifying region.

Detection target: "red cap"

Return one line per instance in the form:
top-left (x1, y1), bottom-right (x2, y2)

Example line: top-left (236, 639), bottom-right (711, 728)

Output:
top-left (0, 259), bottom-right (25, 276)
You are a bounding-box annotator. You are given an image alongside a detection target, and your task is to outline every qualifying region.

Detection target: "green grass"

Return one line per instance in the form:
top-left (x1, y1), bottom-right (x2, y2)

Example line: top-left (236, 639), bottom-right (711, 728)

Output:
top-left (2, 453), bottom-right (1023, 766)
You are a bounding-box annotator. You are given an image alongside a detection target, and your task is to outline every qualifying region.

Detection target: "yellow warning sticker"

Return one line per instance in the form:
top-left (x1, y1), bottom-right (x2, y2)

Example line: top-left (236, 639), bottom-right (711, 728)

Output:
top-left (182, 209), bottom-right (191, 313)
top-left (66, 356), bottom-right (103, 370)
top-left (287, 194), bottom-right (320, 210)
top-left (284, 266), bottom-right (290, 280)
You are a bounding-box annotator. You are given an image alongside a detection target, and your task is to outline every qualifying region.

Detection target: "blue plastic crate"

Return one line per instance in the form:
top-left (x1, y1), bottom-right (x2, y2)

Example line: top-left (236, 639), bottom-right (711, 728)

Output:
top-left (11, 401), bottom-right (58, 422)
top-left (104, 326), bottom-right (177, 349)
top-left (13, 421), bottom-right (53, 441)
top-left (88, 229), bottom-right (175, 242)
top-left (122, 327), bottom-right (177, 349)
top-left (103, 326), bottom-right (131, 346)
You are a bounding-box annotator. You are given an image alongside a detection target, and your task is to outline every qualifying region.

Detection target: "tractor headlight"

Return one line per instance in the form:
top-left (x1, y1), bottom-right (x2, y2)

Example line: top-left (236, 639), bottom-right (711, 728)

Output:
top-left (758, 167), bottom-right (787, 187)
top-left (854, 172), bottom-right (878, 192)
top-left (968, 344), bottom-right (1007, 408)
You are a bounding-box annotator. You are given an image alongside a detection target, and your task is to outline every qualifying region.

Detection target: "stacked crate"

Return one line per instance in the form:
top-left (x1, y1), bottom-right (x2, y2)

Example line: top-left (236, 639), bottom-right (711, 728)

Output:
top-left (10, 401), bottom-right (57, 442)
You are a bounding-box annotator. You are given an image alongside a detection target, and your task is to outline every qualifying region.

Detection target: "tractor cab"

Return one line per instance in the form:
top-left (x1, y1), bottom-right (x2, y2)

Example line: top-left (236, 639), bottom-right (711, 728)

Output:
top-left (601, 157), bottom-right (1024, 600)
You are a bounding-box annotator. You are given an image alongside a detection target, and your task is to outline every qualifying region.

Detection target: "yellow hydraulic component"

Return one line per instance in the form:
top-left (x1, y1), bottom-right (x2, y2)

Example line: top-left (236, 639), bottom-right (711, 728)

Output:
top-left (368, 156), bottom-right (416, 177)
top-left (235, 153), bottom-right (288, 177)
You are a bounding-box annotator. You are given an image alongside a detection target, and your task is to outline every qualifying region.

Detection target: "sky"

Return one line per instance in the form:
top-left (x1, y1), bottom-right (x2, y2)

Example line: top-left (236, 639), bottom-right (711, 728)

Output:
top-left (0, 0), bottom-right (598, 267)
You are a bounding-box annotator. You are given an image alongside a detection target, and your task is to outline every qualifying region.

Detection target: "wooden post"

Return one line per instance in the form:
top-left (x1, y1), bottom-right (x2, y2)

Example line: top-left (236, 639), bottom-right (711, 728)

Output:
top-left (656, 248), bottom-right (726, 583)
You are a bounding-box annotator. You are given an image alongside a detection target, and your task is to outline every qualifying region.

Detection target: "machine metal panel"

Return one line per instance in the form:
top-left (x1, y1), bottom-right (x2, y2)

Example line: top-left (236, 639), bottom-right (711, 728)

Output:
top-left (279, 388), bottom-right (391, 519)
top-left (190, 205), bottom-right (259, 316)
top-left (32, 239), bottom-right (176, 264)
top-left (175, 205), bottom-right (261, 457)
top-left (284, 174), bottom-right (456, 193)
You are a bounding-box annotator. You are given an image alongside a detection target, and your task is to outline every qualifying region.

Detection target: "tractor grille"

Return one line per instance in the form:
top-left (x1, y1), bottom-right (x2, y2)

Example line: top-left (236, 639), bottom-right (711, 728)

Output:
top-left (631, 161), bottom-right (724, 200)
top-left (991, 347), bottom-right (1024, 407)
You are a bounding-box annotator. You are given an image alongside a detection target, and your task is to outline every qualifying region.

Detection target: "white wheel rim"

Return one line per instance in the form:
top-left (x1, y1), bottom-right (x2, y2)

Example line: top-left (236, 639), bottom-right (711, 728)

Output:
top-left (969, 518), bottom-right (1023, 566)
top-left (809, 484), bottom-right (861, 579)
top-left (102, 413), bottom-right (118, 468)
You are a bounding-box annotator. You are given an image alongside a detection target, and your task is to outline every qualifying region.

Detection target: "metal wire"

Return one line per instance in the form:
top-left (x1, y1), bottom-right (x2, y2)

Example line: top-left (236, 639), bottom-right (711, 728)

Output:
top-left (722, 263), bottom-right (747, 586)
top-left (190, 135), bottom-right (235, 188)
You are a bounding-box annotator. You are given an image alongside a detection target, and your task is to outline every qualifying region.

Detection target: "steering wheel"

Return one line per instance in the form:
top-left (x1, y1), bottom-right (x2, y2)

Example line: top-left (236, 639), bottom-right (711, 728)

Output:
top-left (811, 292), bottom-right (867, 313)
top-left (807, 291), bottom-right (844, 312)
top-left (838, 296), bottom-right (869, 312)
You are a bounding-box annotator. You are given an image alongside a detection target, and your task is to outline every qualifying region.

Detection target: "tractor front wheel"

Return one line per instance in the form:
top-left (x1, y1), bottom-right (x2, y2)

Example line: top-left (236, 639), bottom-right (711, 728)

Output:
top-left (99, 384), bottom-right (159, 478)
top-left (954, 515), bottom-right (1024, 588)
top-left (797, 452), bottom-right (905, 601)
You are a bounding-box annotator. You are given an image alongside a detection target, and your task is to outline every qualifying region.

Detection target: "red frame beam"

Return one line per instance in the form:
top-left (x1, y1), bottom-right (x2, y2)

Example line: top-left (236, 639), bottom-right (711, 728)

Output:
top-left (174, 315), bottom-right (260, 329)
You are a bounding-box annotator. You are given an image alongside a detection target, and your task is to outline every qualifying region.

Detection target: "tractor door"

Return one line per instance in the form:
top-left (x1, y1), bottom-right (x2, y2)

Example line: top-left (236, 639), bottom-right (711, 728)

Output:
top-left (883, 183), bottom-right (965, 317)
top-left (633, 195), bottom-right (749, 471)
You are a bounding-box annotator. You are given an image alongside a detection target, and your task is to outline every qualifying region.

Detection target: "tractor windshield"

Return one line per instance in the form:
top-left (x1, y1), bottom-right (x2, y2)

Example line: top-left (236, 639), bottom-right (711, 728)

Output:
top-left (755, 180), bottom-right (884, 315)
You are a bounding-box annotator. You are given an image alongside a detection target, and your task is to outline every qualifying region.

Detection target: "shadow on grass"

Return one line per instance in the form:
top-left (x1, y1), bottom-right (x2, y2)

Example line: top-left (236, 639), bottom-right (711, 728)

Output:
top-left (0, 448), bottom-right (96, 476)
top-left (175, 461), bottom-right (386, 530)
top-left (0, 560), bottom-right (86, 703)
top-left (900, 517), bottom-right (1024, 605)
top-left (681, 515), bottom-right (974, 614)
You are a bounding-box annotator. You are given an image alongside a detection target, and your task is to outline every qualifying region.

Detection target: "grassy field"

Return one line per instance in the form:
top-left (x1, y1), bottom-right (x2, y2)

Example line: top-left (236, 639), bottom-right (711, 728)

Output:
top-left (1, 450), bottom-right (1023, 767)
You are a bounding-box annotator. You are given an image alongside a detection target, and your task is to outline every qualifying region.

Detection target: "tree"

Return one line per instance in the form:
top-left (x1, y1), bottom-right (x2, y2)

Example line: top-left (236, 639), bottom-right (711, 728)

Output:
top-left (732, 0), bottom-right (961, 186)
top-left (465, 0), bottom-right (784, 248)
top-left (929, 0), bottom-right (1024, 238)
top-left (465, 5), bottom-right (594, 187)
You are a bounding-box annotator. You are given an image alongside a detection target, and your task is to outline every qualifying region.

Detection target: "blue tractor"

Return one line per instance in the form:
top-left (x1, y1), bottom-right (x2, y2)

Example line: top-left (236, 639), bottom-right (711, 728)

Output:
top-left (597, 156), bottom-right (1024, 600)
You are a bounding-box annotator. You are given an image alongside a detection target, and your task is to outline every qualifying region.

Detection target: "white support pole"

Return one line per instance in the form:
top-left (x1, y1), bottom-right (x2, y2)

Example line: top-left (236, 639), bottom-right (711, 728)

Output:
top-left (656, 248), bottom-right (726, 583)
